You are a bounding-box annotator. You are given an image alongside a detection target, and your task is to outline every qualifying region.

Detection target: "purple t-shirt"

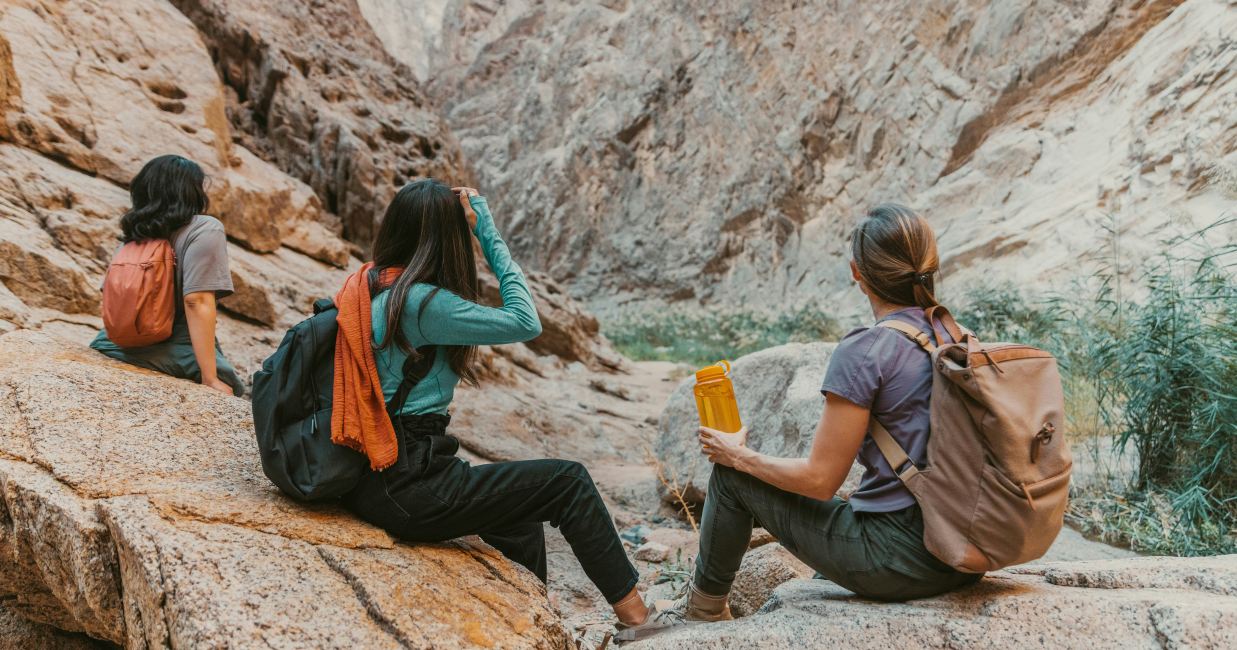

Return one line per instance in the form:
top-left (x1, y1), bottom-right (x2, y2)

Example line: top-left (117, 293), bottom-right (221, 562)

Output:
top-left (821, 307), bottom-right (955, 513)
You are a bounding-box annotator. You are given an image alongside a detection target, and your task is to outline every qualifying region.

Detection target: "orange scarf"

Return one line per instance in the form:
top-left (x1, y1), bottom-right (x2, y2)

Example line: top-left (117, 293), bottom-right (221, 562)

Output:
top-left (331, 262), bottom-right (403, 471)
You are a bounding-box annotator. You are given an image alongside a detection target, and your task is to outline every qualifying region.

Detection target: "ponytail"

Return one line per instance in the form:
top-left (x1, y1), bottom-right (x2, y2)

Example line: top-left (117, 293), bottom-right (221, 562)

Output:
top-left (850, 204), bottom-right (940, 309)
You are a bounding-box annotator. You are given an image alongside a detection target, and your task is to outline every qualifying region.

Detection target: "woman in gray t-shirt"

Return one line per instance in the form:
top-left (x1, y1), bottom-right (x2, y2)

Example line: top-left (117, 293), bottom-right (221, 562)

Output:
top-left (90, 156), bottom-right (244, 396)
top-left (624, 205), bottom-right (982, 643)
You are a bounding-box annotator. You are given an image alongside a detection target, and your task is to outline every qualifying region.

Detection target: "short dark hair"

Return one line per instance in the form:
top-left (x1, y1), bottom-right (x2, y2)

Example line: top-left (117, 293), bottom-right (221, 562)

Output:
top-left (119, 155), bottom-right (210, 242)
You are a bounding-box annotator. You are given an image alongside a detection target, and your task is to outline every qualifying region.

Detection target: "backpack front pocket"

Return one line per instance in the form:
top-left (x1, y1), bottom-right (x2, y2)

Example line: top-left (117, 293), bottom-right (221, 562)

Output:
top-left (967, 464), bottom-right (1071, 569)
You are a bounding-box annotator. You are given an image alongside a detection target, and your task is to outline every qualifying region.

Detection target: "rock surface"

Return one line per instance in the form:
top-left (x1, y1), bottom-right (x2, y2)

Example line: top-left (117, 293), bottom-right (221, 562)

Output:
top-left (656, 342), bottom-right (862, 499)
top-left (0, 0), bottom-right (335, 263)
top-left (633, 556), bottom-right (1237, 649)
top-left (169, 0), bottom-right (469, 254)
top-left (728, 543), bottom-right (813, 618)
top-left (365, 0), bottom-right (1236, 319)
top-left (0, 605), bottom-right (109, 650)
top-left (0, 330), bottom-right (572, 649)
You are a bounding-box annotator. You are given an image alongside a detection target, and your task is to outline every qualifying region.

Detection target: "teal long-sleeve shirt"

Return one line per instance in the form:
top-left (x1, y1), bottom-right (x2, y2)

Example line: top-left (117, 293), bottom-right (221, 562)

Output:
top-left (371, 196), bottom-right (542, 415)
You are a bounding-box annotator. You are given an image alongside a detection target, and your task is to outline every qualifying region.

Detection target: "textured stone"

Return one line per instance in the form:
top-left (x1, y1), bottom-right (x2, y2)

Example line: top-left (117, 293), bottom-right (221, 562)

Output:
top-left (362, 0), bottom-right (1223, 320)
top-left (0, 0), bottom-right (349, 264)
top-left (656, 342), bottom-right (862, 498)
top-left (729, 543), bottom-right (812, 618)
top-left (218, 244), bottom-right (357, 328)
top-left (0, 605), bottom-right (109, 650)
top-left (634, 541), bottom-right (671, 563)
top-left (0, 330), bottom-right (573, 648)
top-left (633, 557), bottom-right (1237, 649)
top-left (168, 0), bottom-right (469, 254)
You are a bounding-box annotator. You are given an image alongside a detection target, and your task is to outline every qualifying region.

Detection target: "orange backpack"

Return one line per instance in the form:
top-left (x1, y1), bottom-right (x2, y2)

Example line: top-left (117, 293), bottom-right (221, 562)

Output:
top-left (101, 239), bottom-right (176, 347)
top-left (869, 306), bottom-right (1072, 573)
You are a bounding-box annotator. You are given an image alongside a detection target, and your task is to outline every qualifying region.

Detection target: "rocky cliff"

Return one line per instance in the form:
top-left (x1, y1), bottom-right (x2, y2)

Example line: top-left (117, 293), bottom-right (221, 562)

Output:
top-left (369, 0), bottom-right (1237, 316)
top-left (0, 0), bottom-right (640, 458)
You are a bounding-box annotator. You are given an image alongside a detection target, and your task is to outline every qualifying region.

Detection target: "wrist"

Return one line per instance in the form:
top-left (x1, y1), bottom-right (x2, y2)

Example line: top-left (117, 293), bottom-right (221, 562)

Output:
top-left (732, 446), bottom-right (759, 473)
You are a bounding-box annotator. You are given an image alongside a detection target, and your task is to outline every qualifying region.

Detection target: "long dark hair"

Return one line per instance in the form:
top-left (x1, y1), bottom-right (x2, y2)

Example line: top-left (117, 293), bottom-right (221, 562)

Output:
top-left (119, 155), bottom-right (210, 242)
top-left (850, 204), bottom-right (941, 309)
top-left (370, 179), bottom-right (480, 386)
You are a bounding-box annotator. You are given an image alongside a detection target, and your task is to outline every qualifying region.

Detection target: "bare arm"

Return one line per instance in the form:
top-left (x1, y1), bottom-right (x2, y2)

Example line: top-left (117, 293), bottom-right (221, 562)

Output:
top-left (183, 291), bottom-right (232, 395)
top-left (698, 393), bottom-right (868, 501)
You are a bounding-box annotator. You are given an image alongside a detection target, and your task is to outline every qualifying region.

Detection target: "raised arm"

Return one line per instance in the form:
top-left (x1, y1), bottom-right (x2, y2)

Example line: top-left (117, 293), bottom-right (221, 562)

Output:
top-left (408, 192), bottom-right (542, 346)
top-left (698, 392), bottom-right (868, 501)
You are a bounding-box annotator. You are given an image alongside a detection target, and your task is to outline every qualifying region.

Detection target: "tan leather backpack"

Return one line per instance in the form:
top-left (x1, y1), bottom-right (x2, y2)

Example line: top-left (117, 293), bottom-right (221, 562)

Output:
top-left (101, 239), bottom-right (176, 347)
top-left (870, 306), bottom-right (1072, 573)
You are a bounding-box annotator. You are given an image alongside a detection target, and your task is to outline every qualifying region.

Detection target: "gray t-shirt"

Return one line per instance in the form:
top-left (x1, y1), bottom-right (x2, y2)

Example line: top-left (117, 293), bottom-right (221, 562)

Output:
top-left (108, 215), bottom-right (233, 318)
top-left (821, 307), bottom-right (956, 513)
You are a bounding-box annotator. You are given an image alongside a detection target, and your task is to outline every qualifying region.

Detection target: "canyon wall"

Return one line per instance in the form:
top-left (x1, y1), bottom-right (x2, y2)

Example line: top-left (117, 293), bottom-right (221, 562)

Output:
top-left (368, 0), bottom-right (1237, 317)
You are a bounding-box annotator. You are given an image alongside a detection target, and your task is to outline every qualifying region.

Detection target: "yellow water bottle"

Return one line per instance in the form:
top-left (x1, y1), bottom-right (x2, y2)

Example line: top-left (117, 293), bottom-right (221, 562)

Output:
top-left (694, 361), bottom-right (742, 433)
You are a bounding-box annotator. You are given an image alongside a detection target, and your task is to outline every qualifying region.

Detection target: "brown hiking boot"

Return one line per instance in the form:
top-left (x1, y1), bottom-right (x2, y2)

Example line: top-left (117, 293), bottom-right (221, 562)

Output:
top-left (613, 583), bottom-right (732, 644)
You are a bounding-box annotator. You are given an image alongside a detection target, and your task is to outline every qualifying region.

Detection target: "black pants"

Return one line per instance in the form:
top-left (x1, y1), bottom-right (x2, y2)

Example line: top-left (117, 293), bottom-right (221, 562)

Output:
top-left (341, 415), bottom-right (639, 604)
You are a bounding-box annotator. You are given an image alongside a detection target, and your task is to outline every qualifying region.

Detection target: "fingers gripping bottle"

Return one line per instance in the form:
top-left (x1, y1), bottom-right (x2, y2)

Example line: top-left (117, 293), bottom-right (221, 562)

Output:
top-left (694, 361), bottom-right (742, 433)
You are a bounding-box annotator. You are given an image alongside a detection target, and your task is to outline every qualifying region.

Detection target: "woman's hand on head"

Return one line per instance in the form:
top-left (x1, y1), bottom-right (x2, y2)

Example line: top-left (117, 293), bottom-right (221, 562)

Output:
top-left (699, 426), bottom-right (749, 468)
top-left (452, 187), bottom-right (480, 232)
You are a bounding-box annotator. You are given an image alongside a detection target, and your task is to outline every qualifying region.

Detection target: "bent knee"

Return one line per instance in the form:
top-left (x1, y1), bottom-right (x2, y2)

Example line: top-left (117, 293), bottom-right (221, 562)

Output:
top-left (554, 459), bottom-right (591, 480)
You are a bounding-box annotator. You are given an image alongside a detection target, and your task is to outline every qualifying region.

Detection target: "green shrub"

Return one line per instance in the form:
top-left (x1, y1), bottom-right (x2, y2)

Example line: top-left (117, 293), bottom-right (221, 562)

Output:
top-left (601, 302), bottom-right (843, 367)
top-left (951, 222), bottom-right (1237, 555)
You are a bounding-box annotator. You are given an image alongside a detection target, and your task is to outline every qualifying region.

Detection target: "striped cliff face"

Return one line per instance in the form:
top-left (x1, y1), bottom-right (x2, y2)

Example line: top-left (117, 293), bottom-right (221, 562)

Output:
top-left (366, 0), bottom-right (1234, 321)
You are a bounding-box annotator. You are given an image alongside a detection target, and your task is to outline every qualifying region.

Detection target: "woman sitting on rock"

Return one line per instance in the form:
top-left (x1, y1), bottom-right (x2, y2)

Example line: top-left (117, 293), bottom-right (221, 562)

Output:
top-left (91, 155), bottom-right (245, 396)
top-left (334, 179), bottom-right (653, 629)
top-left (625, 205), bottom-right (983, 642)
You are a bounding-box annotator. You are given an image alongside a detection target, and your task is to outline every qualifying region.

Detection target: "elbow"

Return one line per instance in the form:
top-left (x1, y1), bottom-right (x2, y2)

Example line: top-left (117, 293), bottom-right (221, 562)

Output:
top-left (522, 318), bottom-right (543, 342)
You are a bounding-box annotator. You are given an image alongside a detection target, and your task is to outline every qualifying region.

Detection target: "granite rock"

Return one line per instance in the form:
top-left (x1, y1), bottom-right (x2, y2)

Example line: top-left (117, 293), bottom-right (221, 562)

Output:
top-left (728, 543), bottom-right (813, 618)
top-left (0, 330), bottom-right (572, 648)
top-left (633, 556), bottom-right (1237, 649)
top-left (365, 0), bottom-right (1235, 322)
top-left (656, 342), bottom-right (862, 499)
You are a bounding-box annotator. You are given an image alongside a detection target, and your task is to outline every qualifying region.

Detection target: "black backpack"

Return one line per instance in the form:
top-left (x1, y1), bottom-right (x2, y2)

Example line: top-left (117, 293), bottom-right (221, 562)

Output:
top-left (252, 298), bottom-right (436, 501)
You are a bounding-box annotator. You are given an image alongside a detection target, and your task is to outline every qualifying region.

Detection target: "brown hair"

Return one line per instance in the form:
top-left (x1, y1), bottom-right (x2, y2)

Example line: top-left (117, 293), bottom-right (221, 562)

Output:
top-left (850, 204), bottom-right (940, 309)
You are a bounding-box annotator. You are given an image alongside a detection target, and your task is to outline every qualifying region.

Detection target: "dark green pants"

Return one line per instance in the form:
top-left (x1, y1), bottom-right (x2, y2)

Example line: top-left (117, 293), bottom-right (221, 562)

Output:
top-left (89, 320), bottom-right (245, 397)
top-left (695, 464), bottom-right (982, 602)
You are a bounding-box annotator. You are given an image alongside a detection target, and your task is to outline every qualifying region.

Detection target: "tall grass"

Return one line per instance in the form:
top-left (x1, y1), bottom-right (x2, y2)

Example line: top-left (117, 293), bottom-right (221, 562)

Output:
top-left (953, 222), bottom-right (1237, 556)
top-left (602, 302), bottom-right (843, 367)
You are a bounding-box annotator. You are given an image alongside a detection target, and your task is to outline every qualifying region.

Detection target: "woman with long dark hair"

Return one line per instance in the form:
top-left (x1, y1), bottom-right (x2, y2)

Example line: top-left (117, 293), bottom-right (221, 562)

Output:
top-left (334, 179), bottom-right (652, 630)
top-left (90, 155), bottom-right (244, 396)
top-left (620, 205), bottom-right (984, 642)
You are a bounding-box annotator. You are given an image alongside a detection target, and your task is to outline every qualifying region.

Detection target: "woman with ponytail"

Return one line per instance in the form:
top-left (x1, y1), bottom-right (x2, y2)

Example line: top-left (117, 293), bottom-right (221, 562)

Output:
top-left (623, 205), bottom-right (982, 643)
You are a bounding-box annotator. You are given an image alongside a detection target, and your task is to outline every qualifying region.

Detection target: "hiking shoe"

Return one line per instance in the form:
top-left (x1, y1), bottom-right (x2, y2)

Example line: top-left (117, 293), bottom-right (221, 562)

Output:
top-left (613, 583), bottom-right (732, 644)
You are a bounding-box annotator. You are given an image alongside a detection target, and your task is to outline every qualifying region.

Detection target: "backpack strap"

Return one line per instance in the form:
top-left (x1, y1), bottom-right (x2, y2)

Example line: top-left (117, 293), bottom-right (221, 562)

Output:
top-left (868, 416), bottom-right (920, 482)
top-left (876, 320), bottom-right (936, 354)
top-left (386, 345), bottom-right (438, 473)
top-left (869, 319), bottom-right (935, 483)
top-left (924, 305), bottom-right (965, 347)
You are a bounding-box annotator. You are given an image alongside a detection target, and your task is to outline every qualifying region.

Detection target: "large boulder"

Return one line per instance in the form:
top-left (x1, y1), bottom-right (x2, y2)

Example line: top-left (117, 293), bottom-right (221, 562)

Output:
top-left (633, 556), bottom-right (1237, 649)
top-left (0, 330), bottom-right (571, 648)
top-left (656, 342), bottom-right (862, 500)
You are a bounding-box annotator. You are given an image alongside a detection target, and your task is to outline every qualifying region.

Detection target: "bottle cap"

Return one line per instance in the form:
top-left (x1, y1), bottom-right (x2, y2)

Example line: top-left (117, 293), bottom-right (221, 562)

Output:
top-left (695, 360), bottom-right (731, 382)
